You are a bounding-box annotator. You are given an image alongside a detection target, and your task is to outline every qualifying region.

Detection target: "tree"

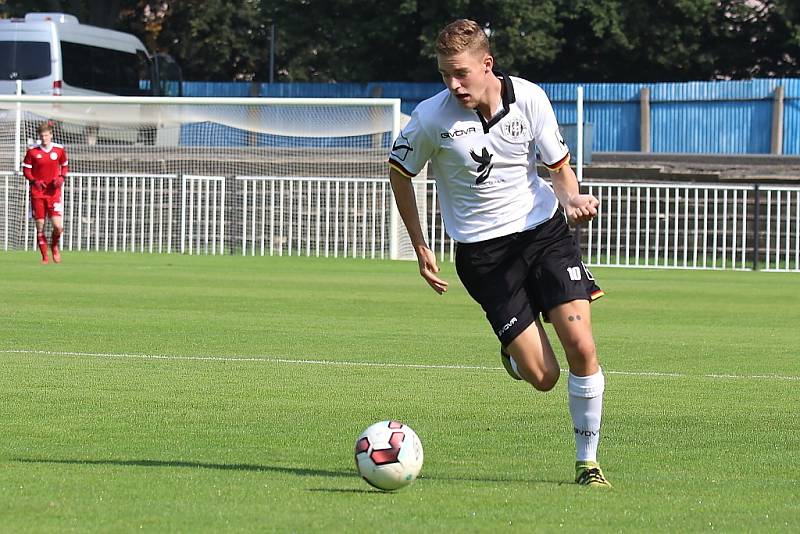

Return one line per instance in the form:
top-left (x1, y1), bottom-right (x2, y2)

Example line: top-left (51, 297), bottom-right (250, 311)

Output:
top-left (710, 0), bottom-right (800, 78)
top-left (413, 0), bottom-right (562, 80)
top-left (122, 0), bottom-right (270, 81)
top-left (2, 0), bottom-right (798, 82)
top-left (259, 0), bottom-right (562, 82)
top-left (544, 0), bottom-right (800, 82)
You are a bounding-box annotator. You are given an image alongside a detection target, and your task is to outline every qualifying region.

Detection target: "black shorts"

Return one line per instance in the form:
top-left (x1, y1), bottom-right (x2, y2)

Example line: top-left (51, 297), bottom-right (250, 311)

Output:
top-left (455, 212), bottom-right (604, 346)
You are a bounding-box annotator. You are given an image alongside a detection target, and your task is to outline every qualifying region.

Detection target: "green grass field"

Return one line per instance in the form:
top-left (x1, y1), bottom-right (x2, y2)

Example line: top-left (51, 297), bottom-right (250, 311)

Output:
top-left (1, 251), bottom-right (798, 532)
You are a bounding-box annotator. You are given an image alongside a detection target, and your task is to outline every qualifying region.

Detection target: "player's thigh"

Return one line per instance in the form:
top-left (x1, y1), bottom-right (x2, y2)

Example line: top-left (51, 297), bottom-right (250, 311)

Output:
top-left (547, 299), bottom-right (599, 375)
top-left (455, 237), bottom-right (535, 347)
top-left (31, 197), bottom-right (47, 221)
top-left (48, 195), bottom-right (64, 220)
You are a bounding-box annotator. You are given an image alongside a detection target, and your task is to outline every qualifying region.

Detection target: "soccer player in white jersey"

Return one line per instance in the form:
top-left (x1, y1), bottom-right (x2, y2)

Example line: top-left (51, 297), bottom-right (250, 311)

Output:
top-left (388, 19), bottom-right (611, 487)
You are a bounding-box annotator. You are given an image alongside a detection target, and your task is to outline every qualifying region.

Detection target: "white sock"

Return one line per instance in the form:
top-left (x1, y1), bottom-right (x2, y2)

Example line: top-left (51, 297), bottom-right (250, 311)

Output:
top-left (568, 368), bottom-right (605, 463)
top-left (509, 354), bottom-right (521, 378)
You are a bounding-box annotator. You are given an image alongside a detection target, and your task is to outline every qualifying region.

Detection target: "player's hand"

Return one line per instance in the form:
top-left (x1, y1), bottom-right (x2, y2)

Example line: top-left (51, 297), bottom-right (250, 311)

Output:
top-left (564, 194), bottom-right (599, 225)
top-left (33, 180), bottom-right (46, 191)
top-left (415, 244), bottom-right (448, 295)
top-left (54, 175), bottom-right (64, 187)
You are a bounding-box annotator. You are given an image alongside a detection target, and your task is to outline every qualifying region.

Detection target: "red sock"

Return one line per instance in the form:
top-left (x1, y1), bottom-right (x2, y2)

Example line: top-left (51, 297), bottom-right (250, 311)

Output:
top-left (51, 229), bottom-right (62, 262)
top-left (37, 232), bottom-right (49, 262)
top-left (51, 228), bottom-right (62, 249)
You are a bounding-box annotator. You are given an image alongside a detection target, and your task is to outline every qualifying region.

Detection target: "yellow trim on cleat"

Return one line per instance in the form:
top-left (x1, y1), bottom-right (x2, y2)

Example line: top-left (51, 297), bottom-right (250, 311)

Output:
top-left (575, 461), bottom-right (612, 488)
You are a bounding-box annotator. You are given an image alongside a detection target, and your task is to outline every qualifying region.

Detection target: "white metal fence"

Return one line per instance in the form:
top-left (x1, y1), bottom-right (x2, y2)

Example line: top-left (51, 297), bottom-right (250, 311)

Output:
top-left (63, 173), bottom-right (180, 254)
top-left (237, 176), bottom-right (394, 259)
top-left (182, 175), bottom-right (226, 256)
top-left (5, 173), bottom-right (181, 253)
top-left (763, 186), bottom-right (800, 272)
top-left (581, 181), bottom-right (799, 272)
top-left (583, 182), bottom-right (752, 270)
top-left (1, 172), bottom-right (799, 271)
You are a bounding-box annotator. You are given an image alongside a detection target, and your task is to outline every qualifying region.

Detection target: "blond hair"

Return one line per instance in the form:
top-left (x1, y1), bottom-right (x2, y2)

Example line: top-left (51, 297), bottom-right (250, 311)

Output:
top-left (435, 19), bottom-right (490, 57)
top-left (37, 122), bottom-right (53, 135)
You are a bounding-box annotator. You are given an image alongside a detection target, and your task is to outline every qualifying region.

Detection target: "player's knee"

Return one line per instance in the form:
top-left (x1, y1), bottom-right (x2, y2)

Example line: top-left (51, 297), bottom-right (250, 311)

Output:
top-left (565, 336), bottom-right (596, 361)
top-left (53, 222), bottom-right (64, 233)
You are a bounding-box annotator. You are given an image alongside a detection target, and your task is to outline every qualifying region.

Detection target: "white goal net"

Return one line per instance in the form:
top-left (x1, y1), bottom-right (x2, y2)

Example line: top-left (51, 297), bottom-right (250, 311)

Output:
top-left (0, 95), bottom-right (433, 259)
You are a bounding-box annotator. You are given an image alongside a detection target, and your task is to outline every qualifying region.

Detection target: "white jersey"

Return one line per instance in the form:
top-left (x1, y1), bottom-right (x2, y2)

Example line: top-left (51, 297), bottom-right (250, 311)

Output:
top-left (389, 74), bottom-right (570, 243)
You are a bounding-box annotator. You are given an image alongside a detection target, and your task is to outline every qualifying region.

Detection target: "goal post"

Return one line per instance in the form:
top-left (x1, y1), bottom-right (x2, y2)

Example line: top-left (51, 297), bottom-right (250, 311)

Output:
top-left (0, 94), bottom-right (431, 258)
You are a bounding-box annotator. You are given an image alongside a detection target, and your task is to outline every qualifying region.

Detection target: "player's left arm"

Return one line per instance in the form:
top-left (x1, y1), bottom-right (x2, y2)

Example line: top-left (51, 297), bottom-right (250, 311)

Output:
top-left (529, 83), bottom-right (598, 225)
top-left (548, 165), bottom-right (598, 225)
top-left (57, 147), bottom-right (68, 187)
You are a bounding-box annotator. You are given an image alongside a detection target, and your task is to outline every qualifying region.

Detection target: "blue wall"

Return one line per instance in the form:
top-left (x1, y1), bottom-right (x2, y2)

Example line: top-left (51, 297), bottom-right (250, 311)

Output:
top-left (181, 79), bottom-right (800, 155)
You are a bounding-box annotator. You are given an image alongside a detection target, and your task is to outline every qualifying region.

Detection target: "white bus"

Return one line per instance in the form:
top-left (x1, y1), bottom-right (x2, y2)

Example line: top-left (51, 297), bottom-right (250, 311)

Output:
top-left (0, 12), bottom-right (181, 96)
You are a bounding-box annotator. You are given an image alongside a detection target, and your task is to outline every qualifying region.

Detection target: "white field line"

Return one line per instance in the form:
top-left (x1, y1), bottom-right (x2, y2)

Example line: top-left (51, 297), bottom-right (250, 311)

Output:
top-left (1, 349), bottom-right (799, 381)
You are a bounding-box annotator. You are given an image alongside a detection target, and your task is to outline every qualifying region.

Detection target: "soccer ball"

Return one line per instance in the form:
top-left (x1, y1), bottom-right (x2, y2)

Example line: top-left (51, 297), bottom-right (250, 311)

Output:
top-left (354, 420), bottom-right (424, 491)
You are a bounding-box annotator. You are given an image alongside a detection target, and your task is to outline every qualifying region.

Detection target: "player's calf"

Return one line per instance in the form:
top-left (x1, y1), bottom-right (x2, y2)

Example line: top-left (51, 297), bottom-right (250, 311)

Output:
top-left (51, 228), bottom-right (62, 263)
top-left (37, 232), bottom-right (49, 263)
top-left (503, 348), bottom-right (559, 390)
top-left (501, 323), bottom-right (560, 390)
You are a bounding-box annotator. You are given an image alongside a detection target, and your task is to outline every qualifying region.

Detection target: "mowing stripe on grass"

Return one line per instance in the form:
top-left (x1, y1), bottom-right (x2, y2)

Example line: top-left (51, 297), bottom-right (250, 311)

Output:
top-left (3, 349), bottom-right (799, 382)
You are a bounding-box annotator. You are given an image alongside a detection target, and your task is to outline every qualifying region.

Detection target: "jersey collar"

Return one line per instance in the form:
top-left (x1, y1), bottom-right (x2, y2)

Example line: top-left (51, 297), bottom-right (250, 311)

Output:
top-left (475, 71), bottom-right (515, 133)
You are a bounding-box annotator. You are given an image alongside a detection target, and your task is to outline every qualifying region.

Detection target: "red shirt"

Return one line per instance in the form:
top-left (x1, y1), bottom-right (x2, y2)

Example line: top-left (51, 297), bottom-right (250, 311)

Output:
top-left (22, 143), bottom-right (69, 198)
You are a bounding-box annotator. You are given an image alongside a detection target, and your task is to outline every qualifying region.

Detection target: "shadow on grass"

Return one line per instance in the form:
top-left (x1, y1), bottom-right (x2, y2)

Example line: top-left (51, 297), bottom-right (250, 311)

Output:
top-left (13, 458), bottom-right (569, 486)
top-left (13, 457), bottom-right (353, 479)
top-left (307, 488), bottom-right (377, 494)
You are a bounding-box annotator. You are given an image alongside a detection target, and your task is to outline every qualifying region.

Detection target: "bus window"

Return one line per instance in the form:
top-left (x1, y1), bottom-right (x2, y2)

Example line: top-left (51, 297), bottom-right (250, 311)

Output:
top-left (61, 41), bottom-right (154, 95)
top-left (0, 41), bottom-right (51, 80)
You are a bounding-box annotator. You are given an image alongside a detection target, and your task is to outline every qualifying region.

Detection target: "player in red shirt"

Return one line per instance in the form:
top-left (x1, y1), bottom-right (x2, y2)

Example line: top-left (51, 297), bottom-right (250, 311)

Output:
top-left (22, 122), bottom-right (68, 264)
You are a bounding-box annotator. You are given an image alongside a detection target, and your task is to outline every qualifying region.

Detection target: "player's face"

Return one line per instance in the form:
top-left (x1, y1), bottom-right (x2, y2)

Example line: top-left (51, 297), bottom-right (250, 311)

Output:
top-left (40, 130), bottom-right (52, 145)
top-left (437, 50), bottom-right (493, 110)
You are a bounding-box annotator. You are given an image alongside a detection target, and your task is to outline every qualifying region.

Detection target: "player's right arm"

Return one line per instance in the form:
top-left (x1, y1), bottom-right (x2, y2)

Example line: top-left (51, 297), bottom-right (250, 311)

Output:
top-left (21, 150), bottom-right (35, 182)
top-left (388, 107), bottom-right (448, 294)
top-left (389, 167), bottom-right (448, 294)
top-left (21, 149), bottom-right (45, 192)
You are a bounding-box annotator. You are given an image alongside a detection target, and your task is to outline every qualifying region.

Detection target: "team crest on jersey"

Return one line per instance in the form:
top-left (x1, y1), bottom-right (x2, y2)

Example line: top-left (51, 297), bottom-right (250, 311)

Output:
top-left (50, 152), bottom-right (59, 160)
top-left (502, 117), bottom-right (528, 141)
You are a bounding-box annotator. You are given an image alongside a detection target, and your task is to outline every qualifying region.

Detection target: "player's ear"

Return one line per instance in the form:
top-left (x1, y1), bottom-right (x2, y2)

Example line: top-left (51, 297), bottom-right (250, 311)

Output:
top-left (483, 54), bottom-right (493, 73)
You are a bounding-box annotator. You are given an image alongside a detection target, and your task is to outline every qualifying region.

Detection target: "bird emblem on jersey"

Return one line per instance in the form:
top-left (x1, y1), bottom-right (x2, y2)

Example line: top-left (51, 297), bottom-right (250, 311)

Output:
top-left (470, 147), bottom-right (494, 184)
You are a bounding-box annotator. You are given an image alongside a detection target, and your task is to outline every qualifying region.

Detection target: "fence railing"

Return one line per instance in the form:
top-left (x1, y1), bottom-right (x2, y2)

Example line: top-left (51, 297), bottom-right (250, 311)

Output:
top-left (2, 172), bottom-right (798, 271)
top-left (237, 176), bottom-right (394, 260)
top-left (182, 175), bottom-right (226, 256)
top-left (583, 182), bottom-right (752, 270)
top-left (62, 173), bottom-right (180, 253)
